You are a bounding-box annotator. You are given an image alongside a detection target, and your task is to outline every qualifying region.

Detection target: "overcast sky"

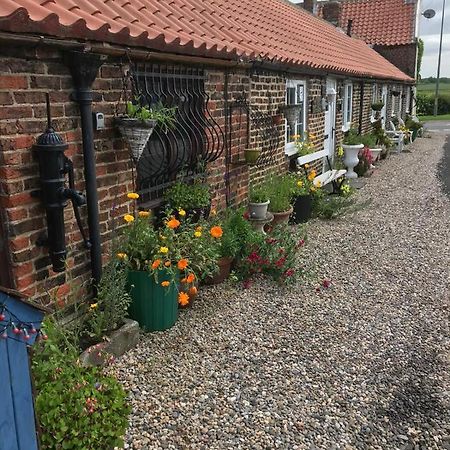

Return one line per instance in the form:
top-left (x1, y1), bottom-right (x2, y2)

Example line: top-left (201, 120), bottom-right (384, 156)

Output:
top-left (419, 0), bottom-right (450, 78)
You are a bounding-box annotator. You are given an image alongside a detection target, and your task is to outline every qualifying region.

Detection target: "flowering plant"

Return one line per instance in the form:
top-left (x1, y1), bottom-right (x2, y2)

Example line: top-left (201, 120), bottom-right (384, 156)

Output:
top-left (291, 166), bottom-right (319, 197)
top-left (354, 147), bottom-right (373, 177)
top-left (293, 132), bottom-right (316, 156)
top-left (237, 223), bottom-right (305, 285)
top-left (118, 193), bottom-right (222, 304)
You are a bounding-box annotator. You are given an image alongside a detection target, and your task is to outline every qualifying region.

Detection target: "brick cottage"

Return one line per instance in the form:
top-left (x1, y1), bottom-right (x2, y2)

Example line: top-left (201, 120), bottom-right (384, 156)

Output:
top-left (0, 0), bottom-right (413, 304)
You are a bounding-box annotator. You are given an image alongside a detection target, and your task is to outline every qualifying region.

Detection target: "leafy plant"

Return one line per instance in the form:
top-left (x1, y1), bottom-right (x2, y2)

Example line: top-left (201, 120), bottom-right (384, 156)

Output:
top-left (125, 98), bottom-right (177, 132)
top-left (343, 128), bottom-right (363, 146)
top-left (266, 174), bottom-right (295, 213)
top-left (312, 188), bottom-right (354, 220)
top-left (236, 223), bottom-right (306, 285)
top-left (249, 185), bottom-right (269, 203)
top-left (290, 169), bottom-right (316, 197)
top-left (371, 101), bottom-right (385, 111)
top-left (81, 260), bottom-right (131, 344)
top-left (32, 318), bottom-right (130, 450)
top-left (360, 133), bottom-right (377, 148)
top-left (294, 132), bottom-right (316, 156)
top-left (164, 181), bottom-right (211, 210)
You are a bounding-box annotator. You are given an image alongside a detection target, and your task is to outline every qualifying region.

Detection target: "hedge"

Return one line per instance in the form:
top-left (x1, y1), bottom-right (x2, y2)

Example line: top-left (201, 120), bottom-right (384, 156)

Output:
top-left (417, 92), bottom-right (450, 115)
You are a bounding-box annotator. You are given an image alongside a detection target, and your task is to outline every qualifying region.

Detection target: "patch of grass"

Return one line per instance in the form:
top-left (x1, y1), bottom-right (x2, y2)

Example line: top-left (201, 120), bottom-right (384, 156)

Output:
top-left (417, 83), bottom-right (450, 95)
top-left (419, 114), bottom-right (450, 122)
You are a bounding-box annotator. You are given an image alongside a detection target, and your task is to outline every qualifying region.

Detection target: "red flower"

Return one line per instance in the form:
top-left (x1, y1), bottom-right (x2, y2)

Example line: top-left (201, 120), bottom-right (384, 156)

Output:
top-left (322, 279), bottom-right (332, 288)
top-left (248, 251), bottom-right (260, 263)
top-left (243, 279), bottom-right (253, 289)
top-left (275, 257), bottom-right (286, 268)
top-left (297, 239), bottom-right (305, 247)
top-left (243, 211), bottom-right (250, 220)
top-left (284, 268), bottom-right (295, 277)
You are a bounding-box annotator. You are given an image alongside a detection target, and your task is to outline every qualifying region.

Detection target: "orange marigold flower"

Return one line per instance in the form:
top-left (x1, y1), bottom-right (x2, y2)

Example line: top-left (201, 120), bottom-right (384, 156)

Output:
top-left (161, 281), bottom-right (170, 287)
top-left (186, 273), bottom-right (195, 283)
top-left (210, 226), bottom-right (223, 238)
top-left (138, 210), bottom-right (151, 218)
top-left (123, 214), bottom-right (134, 223)
top-left (181, 277), bottom-right (187, 283)
top-left (127, 192), bottom-right (139, 200)
top-left (189, 286), bottom-right (198, 296)
top-left (178, 291), bottom-right (190, 306)
top-left (164, 261), bottom-right (171, 267)
top-left (167, 218), bottom-right (180, 229)
top-left (177, 259), bottom-right (188, 270)
top-left (151, 259), bottom-right (161, 270)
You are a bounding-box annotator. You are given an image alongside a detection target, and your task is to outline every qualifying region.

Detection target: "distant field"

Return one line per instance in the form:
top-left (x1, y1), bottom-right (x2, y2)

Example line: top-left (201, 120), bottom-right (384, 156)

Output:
top-left (417, 82), bottom-right (450, 95)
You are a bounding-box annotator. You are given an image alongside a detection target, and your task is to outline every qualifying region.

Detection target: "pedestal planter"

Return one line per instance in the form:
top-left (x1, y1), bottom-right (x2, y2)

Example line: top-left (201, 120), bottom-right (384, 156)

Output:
top-left (369, 148), bottom-right (382, 162)
top-left (343, 144), bottom-right (364, 179)
top-left (291, 195), bottom-right (312, 223)
top-left (127, 270), bottom-right (178, 331)
top-left (205, 256), bottom-right (233, 285)
top-left (270, 206), bottom-right (293, 226)
top-left (249, 200), bottom-right (270, 220)
top-left (244, 149), bottom-right (261, 165)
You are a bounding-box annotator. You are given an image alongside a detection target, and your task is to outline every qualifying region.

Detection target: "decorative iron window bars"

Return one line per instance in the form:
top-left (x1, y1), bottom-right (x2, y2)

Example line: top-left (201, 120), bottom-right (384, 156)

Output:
top-left (131, 63), bottom-right (225, 207)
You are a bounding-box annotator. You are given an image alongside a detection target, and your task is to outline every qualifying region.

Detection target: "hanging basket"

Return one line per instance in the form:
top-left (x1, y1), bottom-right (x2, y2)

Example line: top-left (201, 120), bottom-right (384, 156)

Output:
top-left (115, 117), bottom-right (157, 163)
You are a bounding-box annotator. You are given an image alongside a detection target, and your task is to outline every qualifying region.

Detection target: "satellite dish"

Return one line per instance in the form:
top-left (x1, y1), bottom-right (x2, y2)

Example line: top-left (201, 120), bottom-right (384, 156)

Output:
top-left (423, 9), bottom-right (436, 19)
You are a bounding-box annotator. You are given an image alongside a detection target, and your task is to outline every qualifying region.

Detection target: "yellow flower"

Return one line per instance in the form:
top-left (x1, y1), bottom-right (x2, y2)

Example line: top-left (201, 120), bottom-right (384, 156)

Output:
top-left (304, 163), bottom-right (310, 169)
top-left (337, 146), bottom-right (344, 157)
top-left (127, 192), bottom-right (139, 200)
top-left (117, 252), bottom-right (127, 260)
top-left (292, 134), bottom-right (301, 140)
top-left (309, 133), bottom-right (316, 140)
top-left (310, 186), bottom-right (316, 193)
top-left (124, 214), bottom-right (134, 223)
top-left (307, 170), bottom-right (317, 181)
top-left (161, 281), bottom-right (170, 287)
top-left (194, 231), bottom-right (202, 238)
top-left (178, 292), bottom-right (190, 306)
top-left (138, 211), bottom-right (151, 218)
top-left (297, 180), bottom-right (303, 188)
top-left (90, 303), bottom-right (98, 310)
top-left (160, 246), bottom-right (169, 254)
top-left (210, 208), bottom-right (217, 216)
top-left (178, 209), bottom-right (186, 217)
top-left (316, 180), bottom-right (322, 188)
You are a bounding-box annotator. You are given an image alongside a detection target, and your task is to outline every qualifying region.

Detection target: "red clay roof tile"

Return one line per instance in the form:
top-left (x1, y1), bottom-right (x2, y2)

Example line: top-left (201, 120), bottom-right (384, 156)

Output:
top-left (0, 0), bottom-right (412, 81)
top-left (339, 0), bottom-right (416, 46)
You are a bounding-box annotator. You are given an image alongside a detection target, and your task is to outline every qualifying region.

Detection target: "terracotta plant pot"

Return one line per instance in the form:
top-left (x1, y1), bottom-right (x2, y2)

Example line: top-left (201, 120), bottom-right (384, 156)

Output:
top-left (204, 256), bottom-right (233, 285)
top-left (270, 206), bottom-right (293, 226)
top-left (244, 149), bottom-right (261, 165)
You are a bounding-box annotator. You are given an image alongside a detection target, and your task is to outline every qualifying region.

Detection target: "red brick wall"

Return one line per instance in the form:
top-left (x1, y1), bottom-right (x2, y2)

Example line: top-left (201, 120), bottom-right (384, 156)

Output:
top-left (0, 47), bottom-right (134, 303)
top-left (374, 44), bottom-right (417, 79)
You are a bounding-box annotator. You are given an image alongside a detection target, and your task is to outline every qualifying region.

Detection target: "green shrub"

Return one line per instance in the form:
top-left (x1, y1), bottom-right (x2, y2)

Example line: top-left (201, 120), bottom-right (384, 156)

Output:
top-left (164, 181), bottom-right (211, 210)
top-left (33, 319), bottom-right (130, 450)
top-left (266, 174), bottom-right (295, 213)
top-left (249, 185), bottom-right (269, 203)
top-left (417, 92), bottom-right (450, 115)
top-left (343, 128), bottom-right (363, 145)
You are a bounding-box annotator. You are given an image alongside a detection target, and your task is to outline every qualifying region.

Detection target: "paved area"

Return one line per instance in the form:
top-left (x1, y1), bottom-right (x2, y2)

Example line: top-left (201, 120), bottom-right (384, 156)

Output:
top-left (425, 120), bottom-right (450, 133)
top-left (111, 134), bottom-right (450, 450)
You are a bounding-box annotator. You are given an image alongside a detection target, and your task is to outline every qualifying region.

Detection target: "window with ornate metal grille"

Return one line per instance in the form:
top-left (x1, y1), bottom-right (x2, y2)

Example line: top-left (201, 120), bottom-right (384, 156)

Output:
top-left (131, 63), bottom-right (225, 208)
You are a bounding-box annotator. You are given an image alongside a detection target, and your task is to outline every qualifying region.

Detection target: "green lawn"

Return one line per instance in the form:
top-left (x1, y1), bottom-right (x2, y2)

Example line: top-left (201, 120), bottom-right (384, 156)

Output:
top-left (417, 82), bottom-right (450, 95)
top-left (419, 113), bottom-right (450, 121)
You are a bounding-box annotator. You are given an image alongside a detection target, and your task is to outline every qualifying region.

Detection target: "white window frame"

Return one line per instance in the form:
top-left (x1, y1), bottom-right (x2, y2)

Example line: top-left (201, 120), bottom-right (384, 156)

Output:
top-left (284, 79), bottom-right (307, 156)
top-left (342, 81), bottom-right (353, 131)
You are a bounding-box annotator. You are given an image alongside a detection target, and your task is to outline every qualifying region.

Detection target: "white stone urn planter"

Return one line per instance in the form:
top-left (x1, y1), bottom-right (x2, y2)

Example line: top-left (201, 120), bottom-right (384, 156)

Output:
top-left (369, 147), bottom-right (382, 162)
top-left (343, 143), bottom-right (364, 179)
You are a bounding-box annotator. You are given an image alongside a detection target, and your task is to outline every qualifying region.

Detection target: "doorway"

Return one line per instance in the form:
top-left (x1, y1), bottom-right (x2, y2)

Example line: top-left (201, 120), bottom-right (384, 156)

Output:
top-left (324, 78), bottom-right (337, 167)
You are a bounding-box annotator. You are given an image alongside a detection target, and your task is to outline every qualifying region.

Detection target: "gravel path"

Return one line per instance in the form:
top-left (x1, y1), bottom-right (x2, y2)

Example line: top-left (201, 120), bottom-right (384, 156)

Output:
top-left (111, 134), bottom-right (450, 450)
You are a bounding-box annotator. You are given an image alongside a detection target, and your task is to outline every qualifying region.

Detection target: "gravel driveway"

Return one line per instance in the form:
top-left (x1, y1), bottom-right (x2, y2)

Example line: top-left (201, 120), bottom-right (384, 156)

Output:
top-left (111, 133), bottom-right (450, 450)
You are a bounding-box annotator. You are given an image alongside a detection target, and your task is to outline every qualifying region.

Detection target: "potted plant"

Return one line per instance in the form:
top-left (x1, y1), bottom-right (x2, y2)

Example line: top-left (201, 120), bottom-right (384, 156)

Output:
top-left (164, 180), bottom-right (211, 222)
top-left (266, 174), bottom-right (294, 225)
top-left (244, 148), bottom-right (261, 165)
top-left (115, 99), bottom-right (177, 163)
top-left (342, 128), bottom-right (364, 179)
top-left (248, 185), bottom-right (270, 219)
top-left (294, 132), bottom-right (316, 157)
top-left (406, 115), bottom-right (424, 141)
top-left (118, 194), bottom-right (197, 330)
top-left (371, 101), bottom-right (385, 112)
top-left (290, 171), bottom-right (316, 224)
top-left (354, 147), bottom-right (374, 177)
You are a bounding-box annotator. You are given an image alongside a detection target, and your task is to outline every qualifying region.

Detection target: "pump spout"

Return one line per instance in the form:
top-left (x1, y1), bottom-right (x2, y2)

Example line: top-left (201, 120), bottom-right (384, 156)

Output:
top-left (61, 188), bottom-right (86, 207)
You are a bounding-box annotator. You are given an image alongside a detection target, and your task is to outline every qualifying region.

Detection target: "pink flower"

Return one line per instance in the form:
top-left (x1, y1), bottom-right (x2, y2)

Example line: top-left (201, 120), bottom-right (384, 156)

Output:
top-left (243, 279), bottom-right (253, 289)
top-left (297, 239), bottom-right (305, 247)
top-left (322, 279), bottom-right (332, 288)
top-left (284, 268), bottom-right (295, 277)
top-left (248, 252), bottom-right (260, 263)
top-left (275, 257), bottom-right (286, 268)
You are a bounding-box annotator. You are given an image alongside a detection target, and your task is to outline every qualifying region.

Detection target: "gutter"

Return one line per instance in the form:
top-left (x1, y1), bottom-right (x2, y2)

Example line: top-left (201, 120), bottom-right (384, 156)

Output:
top-left (0, 31), bottom-right (414, 83)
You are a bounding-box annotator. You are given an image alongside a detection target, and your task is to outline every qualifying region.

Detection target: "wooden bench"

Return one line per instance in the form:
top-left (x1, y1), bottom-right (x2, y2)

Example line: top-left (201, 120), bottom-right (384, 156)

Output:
top-left (297, 155), bottom-right (347, 194)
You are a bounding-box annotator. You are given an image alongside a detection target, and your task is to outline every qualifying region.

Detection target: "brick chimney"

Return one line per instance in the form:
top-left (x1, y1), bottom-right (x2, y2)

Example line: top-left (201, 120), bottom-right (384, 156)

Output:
top-left (322, 1), bottom-right (341, 27)
top-left (303, 0), bottom-right (318, 14)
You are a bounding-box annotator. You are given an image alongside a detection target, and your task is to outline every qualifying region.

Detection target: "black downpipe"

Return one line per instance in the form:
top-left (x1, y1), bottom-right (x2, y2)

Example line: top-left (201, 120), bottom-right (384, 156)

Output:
top-left (358, 81), bottom-right (364, 135)
top-left (64, 51), bottom-right (104, 284)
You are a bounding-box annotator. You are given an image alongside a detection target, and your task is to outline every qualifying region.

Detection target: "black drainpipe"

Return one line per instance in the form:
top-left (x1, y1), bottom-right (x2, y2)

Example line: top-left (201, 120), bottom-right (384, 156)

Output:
top-left (64, 51), bottom-right (104, 284)
top-left (358, 81), bottom-right (364, 135)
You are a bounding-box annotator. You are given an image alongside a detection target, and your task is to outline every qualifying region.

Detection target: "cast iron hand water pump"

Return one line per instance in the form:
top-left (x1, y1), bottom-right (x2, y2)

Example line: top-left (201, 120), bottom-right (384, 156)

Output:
top-left (34, 94), bottom-right (90, 272)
